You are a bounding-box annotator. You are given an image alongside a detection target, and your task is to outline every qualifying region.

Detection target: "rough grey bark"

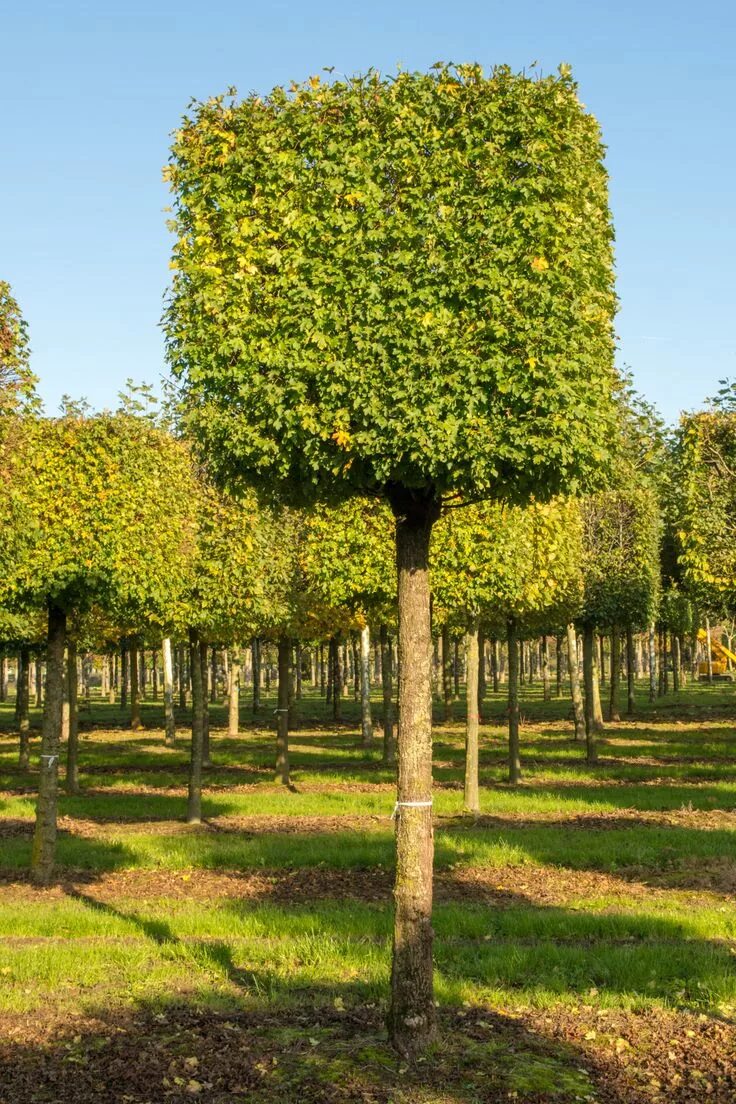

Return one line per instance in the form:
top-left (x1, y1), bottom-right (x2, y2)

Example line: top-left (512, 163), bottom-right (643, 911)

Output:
top-left (228, 649), bottom-right (241, 737)
top-left (507, 619), bottom-right (521, 784)
top-left (17, 645), bottom-right (31, 769)
top-left (386, 490), bottom-right (438, 1056)
top-left (609, 626), bottom-right (621, 722)
top-left (65, 639), bottom-right (80, 795)
top-left (380, 624), bottom-right (395, 766)
top-left (567, 623), bottom-right (586, 742)
top-left (162, 637), bottom-right (176, 746)
top-left (464, 620), bottom-right (480, 814)
top-left (276, 636), bottom-right (290, 786)
top-left (360, 624), bottom-right (373, 747)
top-left (187, 628), bottom-right (204, 824)
top-left (31, 603), bottom-right (66, 885)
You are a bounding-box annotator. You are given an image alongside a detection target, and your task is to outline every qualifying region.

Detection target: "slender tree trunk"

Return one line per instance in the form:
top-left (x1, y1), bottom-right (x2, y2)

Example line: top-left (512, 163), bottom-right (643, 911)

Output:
top-left (441, 624), bottom-right (452, 722)
top-left (36, 659), bottom-right (44, 708)
top-left (0, 657), bottom-right (5, 702)
top-left (599, 634), bottom-right (606, 684)
top-left (675, 631), bottom-right (684, 688)
top-left (187, 628), bottom-right (204, 824)
top-left (200, 642), bottom-right (210, 767)
top-left (162, 637), bottom-right (176, 746)
top-left (65, 639), bottom-right (79, 794)
top-left (178, 644), bottom-right (186, 710)
top-left (386, 492), bottom-right (438, 1056)
top-left (477, 630), bottom-right (486, 722)
top-left (228, 649), bottom-right (241, 737)
top-left (507, 619), bottom-right (521, 784)
top-left (491, 637), bottom-right (499, 693)
top-left (626, 624), bottom-right (636, 716)
top-left (609, 626), bottom-right (621, 722)
top-left (31, 603), bottom-right (66, 885)
top-left (276, 636), bottom-right (290, 786)
top-left (251, 638), bottom-right (261, 712)
top-left (152, 649), bottom-right (159, 701)
top-left (319, 643), bottom-right (326, 695)
top-left (555, 635), bottom-right (563, 697)
top-left (649, 622), bottom-right (658, 699)
top-left (129, 638), bottom-right (141, 730)
top-left (120, 641), bottom-right (128, 709)
top-left (453, 639), bottom-right (460, 699)
top-left (541, 635), bottom-right (551, 702)
top-left (17, 646), bottom-right (31, 769)
top-left (380, 624), bottom-right (395, 765)
top-left (464, 620), bottom-right (480, 814)
top-left (360, 624), bottom-right (373, 747)
top-left (591, 633), bottom-right (604, 731)
top-left (332, 634), bottom-right (342, 721)
top-left (582, 625), bottom-right (599, 764)
top-left (567, 623), bottom-right (585, 742)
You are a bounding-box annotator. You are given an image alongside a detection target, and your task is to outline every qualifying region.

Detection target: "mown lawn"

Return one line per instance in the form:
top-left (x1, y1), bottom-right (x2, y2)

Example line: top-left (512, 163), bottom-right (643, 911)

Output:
top-left (0, 680), bottom-right (735, 1102)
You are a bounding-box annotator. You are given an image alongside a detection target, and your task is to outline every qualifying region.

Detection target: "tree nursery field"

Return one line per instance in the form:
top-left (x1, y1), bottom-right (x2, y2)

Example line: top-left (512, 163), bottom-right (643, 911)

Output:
top-left (1, 678), bottom-right (735, 1104)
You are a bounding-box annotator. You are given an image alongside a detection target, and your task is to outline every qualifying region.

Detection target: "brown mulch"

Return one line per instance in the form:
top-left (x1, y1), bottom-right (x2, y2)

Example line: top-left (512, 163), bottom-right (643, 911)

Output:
top-left (0, 1003), bottom-right (733, 1103)
top-left (0, 860), bottom-right (730, 912)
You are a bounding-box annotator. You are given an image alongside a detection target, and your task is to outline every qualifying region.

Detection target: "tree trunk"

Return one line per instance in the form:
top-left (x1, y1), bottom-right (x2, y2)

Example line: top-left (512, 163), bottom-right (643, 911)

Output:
top-left (332, 634), bottom-right (342, 721)
top-left (672, 633), bottom-right (681, 692)
top-left (0, 657), bottom-right (5, 702)
top-left (599, 634), bottom-right (606, 684)
top-left (31, 603), bottom-right (66, 885)
top-left (541, 635), bottom-right (551, 702)
top-left (380, 624), bottom-right (395, 765)
top-left (252, 638), bottom-right (261, 713)
top-left (276, 636), bottom-right (290, 786)
top-left (453, 639), bottom-right (460, 699)
top-left (17, 646), bottom-right (31, 769)
top-left (491, 637), bottom-right (499, 693)
top-left (228, 649), bottom-right (241, 737)
top-left (162, 637), bottom-right (176, 746)
top-left (441, 624), bottom-right (452, 722)
top-left (477, 630), bottom-right (486, 722)
top-left (591, 634), bottom-right (604, 731)
top-left (360, 624), bottom-right (373, 747)
top-left (386, 491), bottom-right (438, 1056)
top-left (187, 628), bottom-right (204, 824)
top-left (201, 642), bottom-right (210, 767)
top-left (582, 625), bottom-right (599, 764)
top-left (567, 623), bottom-right (585, 742)
top-left (649, 622), bottom-right (658, 699)
top-left (609, 626), bottom-right (621, 722)
top-left (178, 643), bottom-right (187, 710)
top-left (120, 640), bottom-right (128, 709)
top-left (626, 624), bottom-right (636, 716)
top-left (152, 649), bottom-right (159, 701)
top-left (36, 659), bottom-right (44, 708)
top-left (129, 638), bottom-right (141, 730)
top-left (65, 639), bottom-right (80, 795)
top-left (464, 620), bottom-right (480, 814)
top-left (555, 635), bottom-right (563, 697)
top-left (507, 619), bottom-right (521, 784)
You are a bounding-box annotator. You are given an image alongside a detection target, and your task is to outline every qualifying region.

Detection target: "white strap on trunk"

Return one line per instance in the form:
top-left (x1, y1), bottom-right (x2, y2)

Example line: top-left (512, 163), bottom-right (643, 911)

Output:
top-left (391, 799), bottom-right (433, 820)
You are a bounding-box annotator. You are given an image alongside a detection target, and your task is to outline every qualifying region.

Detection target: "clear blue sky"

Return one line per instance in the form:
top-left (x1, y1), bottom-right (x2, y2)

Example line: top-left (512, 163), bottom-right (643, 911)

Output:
top-left (2, 0), bottom-right (734, 424)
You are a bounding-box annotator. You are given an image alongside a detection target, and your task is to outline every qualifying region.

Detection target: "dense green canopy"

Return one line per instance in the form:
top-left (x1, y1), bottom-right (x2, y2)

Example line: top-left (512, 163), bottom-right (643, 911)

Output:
top-left (165, 63), bottom-right (618, 507)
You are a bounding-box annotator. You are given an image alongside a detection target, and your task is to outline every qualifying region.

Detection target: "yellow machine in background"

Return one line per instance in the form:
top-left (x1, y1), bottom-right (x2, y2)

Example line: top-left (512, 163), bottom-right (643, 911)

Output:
top-left (697, 628), bottom-right (736, 680)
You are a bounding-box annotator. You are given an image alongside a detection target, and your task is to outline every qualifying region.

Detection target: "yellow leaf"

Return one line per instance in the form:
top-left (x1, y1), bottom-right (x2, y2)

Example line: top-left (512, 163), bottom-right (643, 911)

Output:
top-left (530, 256), bottom-right (549, 272)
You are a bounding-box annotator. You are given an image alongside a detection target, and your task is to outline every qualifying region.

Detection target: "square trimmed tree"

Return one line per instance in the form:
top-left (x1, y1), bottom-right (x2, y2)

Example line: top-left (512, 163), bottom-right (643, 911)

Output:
top-left (164, 62), bottom-right (618, 1054)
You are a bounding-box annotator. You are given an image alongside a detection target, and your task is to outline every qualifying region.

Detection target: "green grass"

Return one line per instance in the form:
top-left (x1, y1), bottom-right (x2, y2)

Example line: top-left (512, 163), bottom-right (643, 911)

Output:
top-left (1, 677), bottom-right (736, 1099)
